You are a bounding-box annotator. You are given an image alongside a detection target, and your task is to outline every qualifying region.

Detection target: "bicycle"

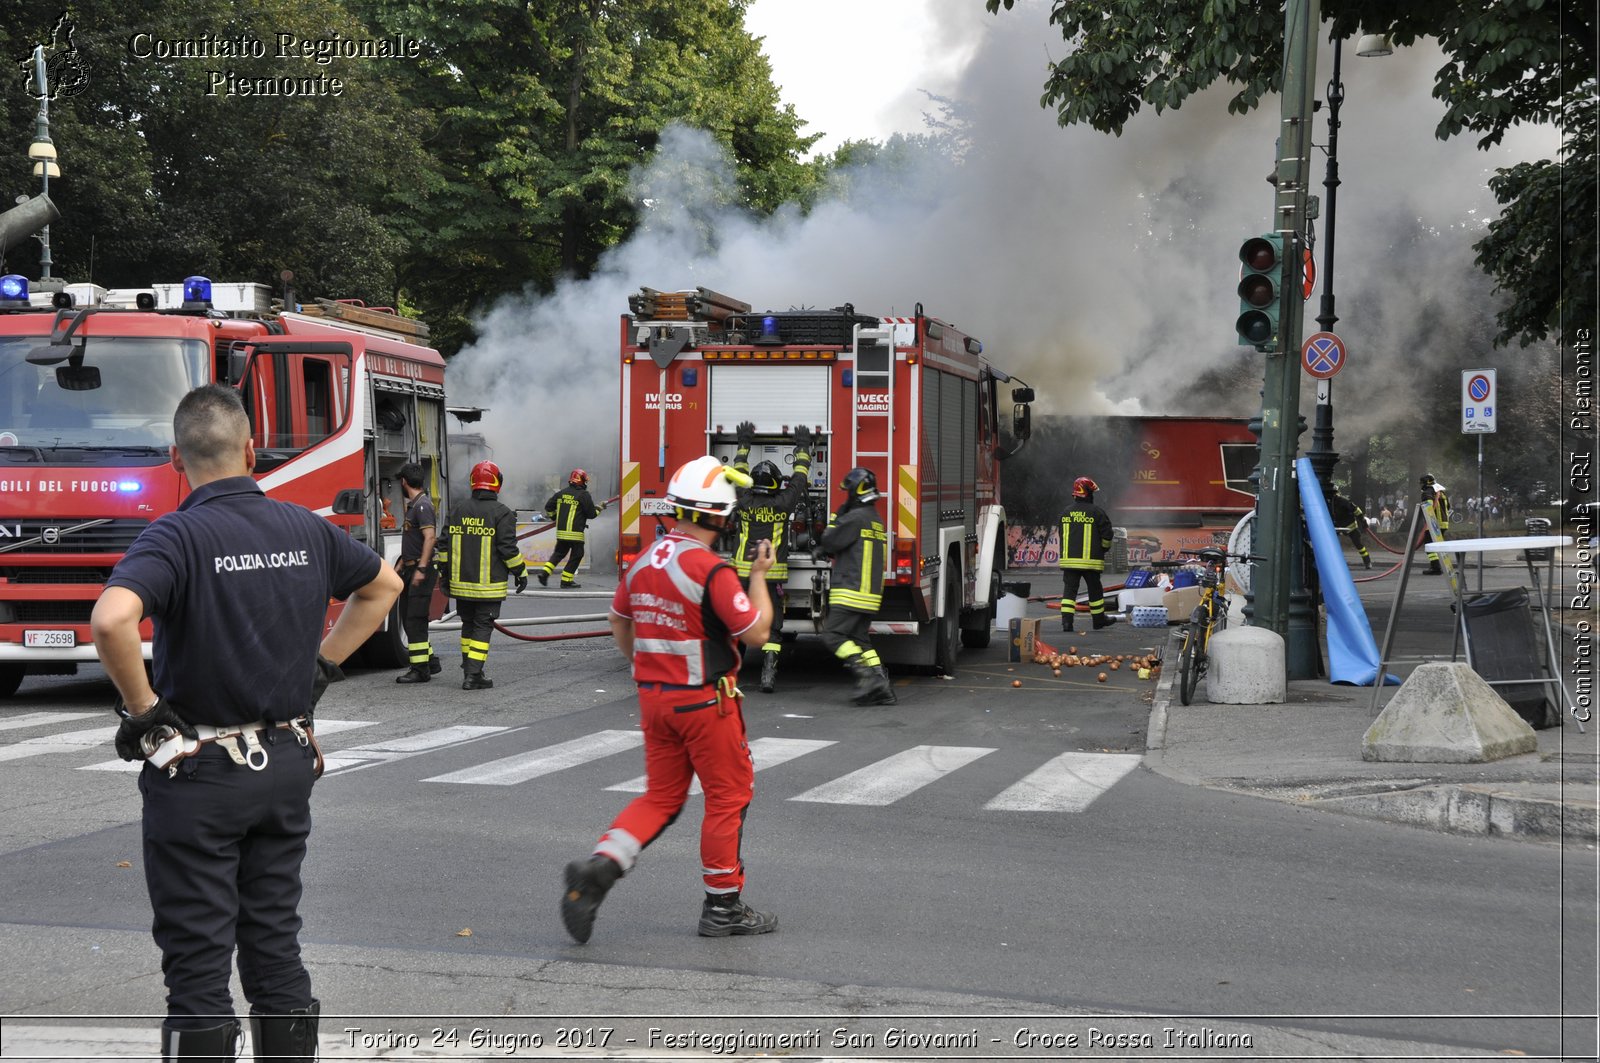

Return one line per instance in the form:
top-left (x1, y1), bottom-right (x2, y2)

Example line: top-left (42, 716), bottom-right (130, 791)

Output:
top-left (1170, 547), bottom-right (1263, 706)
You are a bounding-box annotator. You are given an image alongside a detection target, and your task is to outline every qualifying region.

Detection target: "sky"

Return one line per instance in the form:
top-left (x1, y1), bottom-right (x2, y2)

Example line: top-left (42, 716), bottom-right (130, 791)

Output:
top-left (448, 0), bottom-right (1563, 513)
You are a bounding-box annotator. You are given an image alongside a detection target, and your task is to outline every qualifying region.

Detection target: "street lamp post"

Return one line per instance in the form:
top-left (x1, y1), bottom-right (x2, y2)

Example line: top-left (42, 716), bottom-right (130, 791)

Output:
top-left (27, 45), bottom-right (60, 282)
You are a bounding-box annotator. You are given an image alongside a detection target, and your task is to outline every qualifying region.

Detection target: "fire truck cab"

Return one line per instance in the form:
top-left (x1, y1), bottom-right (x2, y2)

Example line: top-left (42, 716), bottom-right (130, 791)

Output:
top-left (0, 274), bottom-right (449, 696)
top-left (618, 287), bottom-right (1033, 676)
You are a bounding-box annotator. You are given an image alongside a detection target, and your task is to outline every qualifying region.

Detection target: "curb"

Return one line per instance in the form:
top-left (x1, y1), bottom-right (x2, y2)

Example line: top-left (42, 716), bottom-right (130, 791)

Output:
top-left (1303, 782), bottom-right (1599, 844)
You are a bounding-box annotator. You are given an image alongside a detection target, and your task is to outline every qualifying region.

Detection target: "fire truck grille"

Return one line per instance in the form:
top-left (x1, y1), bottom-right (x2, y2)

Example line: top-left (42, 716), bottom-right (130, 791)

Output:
top-left (4, 567), bottom-right (112, 584)
top-left (13, 601), bottom-right (93, 624)
top-left (0, 519), bottom-right (150, 554)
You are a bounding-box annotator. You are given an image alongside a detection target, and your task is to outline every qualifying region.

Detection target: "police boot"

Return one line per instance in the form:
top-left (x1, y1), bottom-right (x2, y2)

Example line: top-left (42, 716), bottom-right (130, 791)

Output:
top-left (561, 855), bottom-right (623, 944)
top-left (161, 1020), bottom-right (241, 1060)
top-left (249, 1000), bottom-right (319, 1062)
top-left (1092, 612), bottom-right (1119, 630)
top-left (698, 893), bottom-right (778, 937)
top-left (395, 666), bottom-right (430, 684)
top-left (846, 659), bottom-right (880, 705)
top-left (758, 650), bottom-right (779, 694)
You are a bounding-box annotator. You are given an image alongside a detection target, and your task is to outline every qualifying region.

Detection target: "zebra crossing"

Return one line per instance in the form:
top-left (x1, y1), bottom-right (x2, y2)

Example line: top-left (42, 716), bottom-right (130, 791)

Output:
top-left (4, 711), bottom-right (1143, 812)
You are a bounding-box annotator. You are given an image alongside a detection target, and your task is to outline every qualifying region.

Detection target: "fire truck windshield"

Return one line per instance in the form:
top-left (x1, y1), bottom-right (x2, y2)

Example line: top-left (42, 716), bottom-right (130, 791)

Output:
top-left (0, 335), bottom-right (208, 461)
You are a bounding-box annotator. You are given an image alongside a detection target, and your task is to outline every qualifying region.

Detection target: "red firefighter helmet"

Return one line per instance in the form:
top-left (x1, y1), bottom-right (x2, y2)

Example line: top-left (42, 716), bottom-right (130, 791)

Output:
top-left (1073, 476), bottom-right (1098, 499)
top-left (470, 460), bottom-right (503, 493)
top-left (569, 468), bottom-right (589, 487)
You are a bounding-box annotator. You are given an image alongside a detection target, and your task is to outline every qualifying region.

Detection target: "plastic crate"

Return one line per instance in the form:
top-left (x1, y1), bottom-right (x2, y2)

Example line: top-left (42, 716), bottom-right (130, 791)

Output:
top-left (1131, 606), bottom-right (1169, 628)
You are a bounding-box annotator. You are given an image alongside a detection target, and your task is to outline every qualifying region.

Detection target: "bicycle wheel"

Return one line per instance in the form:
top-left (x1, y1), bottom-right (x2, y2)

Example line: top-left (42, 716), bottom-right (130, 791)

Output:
top-left (1177, 625), bottom-right (1201, 705)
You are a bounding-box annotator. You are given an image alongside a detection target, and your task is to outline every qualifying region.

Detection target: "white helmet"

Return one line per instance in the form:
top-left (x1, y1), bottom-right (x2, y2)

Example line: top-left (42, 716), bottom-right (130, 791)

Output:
top-left (666, 455), bottom-right (745, 517)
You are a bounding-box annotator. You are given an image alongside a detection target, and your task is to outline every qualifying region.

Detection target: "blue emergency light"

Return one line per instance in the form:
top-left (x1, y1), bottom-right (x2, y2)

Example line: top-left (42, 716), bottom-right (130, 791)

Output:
top-left (181, 276), bottom-right (212, 308)
top-left (118, 481), bottom-right (141, 493)
top-left (0, 274), bottom-right (28, 305)
top-left (756, 315), bottom-right (781, 345)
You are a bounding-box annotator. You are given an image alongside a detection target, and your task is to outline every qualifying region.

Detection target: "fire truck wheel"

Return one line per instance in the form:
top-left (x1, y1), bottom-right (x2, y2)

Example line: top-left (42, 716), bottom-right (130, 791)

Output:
top-left (0, 664), bottom-right (23, 699)
top-left (933, 564), bottom-right (961, 677)
top-left (355, 597), bottom-right (409, 670)
top-left (960, 572), bottom-right (998, 649)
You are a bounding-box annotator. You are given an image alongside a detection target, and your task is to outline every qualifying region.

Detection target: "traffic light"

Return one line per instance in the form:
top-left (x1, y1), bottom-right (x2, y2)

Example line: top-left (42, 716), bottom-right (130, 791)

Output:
top-left (1235, 234), bottom-right (1284, 349)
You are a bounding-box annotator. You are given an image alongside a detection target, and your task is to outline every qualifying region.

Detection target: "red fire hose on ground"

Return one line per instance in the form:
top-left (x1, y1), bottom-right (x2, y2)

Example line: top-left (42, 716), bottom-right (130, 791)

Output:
top-left (475, 493), bottom-right (621, 640)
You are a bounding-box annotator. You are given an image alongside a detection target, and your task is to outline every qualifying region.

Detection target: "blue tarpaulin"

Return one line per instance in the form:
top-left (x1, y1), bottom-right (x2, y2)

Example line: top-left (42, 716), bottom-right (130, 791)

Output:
top-left (1297, 458), bottom-right (1396, 686)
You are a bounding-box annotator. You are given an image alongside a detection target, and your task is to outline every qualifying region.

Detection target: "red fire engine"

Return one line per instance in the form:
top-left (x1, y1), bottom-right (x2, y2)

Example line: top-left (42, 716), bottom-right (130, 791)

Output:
top-left (617, 287), bottom-right (1034, 676)
top-left (0, 272), bottom-right (450, 696)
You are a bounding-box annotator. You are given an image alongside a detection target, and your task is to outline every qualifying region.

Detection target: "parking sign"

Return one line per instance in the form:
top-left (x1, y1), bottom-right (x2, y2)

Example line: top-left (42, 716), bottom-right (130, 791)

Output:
top-left (1461, 369), bottom-right (1497, 434)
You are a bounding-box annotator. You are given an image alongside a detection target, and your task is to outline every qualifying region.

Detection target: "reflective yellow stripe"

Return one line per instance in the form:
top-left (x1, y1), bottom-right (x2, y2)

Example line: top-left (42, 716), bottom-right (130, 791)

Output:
top-left (831, 589), bottom-right (882, 611)
top-left (621, 462), bottom-right (640, 535)
top-left (897, 465), bottom-right (917, 540)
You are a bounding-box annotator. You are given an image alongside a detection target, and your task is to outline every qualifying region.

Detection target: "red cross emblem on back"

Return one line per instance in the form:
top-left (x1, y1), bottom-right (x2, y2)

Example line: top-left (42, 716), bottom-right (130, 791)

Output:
top-left (648, 539), bottom-right (677, 568)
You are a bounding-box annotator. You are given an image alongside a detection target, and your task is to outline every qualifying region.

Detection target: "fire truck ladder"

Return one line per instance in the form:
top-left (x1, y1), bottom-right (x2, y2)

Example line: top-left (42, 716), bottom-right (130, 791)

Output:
top-left (850, 324), bottom-right (896, 583)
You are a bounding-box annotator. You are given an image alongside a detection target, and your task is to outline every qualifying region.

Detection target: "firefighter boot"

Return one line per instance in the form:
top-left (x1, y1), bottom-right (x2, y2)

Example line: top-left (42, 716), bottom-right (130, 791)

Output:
top-left (1092, 612), bottom-right (1118, 630)
top-left (561, 855), bottom-right (622, 944)
top-left (160, 1020), bottom-right (242, 1060)
top-left (698, 893), bottom-right (778, 937)
top-left (759, 650), bottom-right (780, 694)
top-left (463, 658), bottom-right (494, 691)
top-left (1062, 613), bottom-right (1074, 633)
top-left (537, 563), bottom-right (551, 587)
top-left (867, 666), bottom-right (898, 705)
top-left (429, 654), bottom-right (442, 675)
top-left (395, 665), bottom-right (430, 684)
top-left (846, 658), bottom-right (880, 705)
top-left (1363, 554), bottom-right (1372, 570)
top-left (249, 1000), bottom-right (319, 1062)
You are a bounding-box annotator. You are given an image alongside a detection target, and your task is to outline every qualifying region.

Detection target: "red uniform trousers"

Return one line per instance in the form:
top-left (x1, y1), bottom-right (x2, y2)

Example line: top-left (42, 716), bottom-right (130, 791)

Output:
top-left (594, 681), bottom-right (754, 895)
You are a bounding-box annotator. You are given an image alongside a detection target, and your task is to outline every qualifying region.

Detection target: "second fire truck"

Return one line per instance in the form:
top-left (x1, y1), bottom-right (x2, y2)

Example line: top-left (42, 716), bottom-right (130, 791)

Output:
top-left (618, 287), bottom-right (1034, 676)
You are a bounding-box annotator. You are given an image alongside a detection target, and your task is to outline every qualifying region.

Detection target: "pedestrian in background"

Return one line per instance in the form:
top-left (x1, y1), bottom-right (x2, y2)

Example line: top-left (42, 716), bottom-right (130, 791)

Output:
top-left (90, 384), bottom-right (401, 1061)
top-left (539, 468), bottom-right (603, 589)
top-left (437, 460), bottom-right (530, 689)
top-left (560, 455), bottom-right (777, 943)
top-left (1058, 476), bottom-right (1117, 631)
top-left (394, 462), bottom-right (442, 683)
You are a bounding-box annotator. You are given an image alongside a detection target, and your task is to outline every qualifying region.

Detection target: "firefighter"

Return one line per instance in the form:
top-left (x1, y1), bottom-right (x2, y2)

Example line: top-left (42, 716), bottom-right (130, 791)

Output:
top-left (1418, 473), bottom-right (1452, 575)
top-left (539, 468), bottom-right (604, 589)
top-left (1327, 490), bottom-right (1372, 570)
top-left (818, 467), bottom-right (896, 705)
top-left (436, 460), bottom-right (529, 689)
top-left (560, 455), bottom-right (777, 942)
top-left (731, 420), bottom-right (813, 693)
top-left (394, 462), bottom-right (443, 682)
top-left (1059, 476), bottom-right (1117, 631)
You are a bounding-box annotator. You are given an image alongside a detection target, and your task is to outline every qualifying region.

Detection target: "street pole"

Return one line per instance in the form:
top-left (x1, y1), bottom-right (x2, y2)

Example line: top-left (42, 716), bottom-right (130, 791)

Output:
top-left (1305, 36), bottom-right (1344, 501)
top-left (1254, 0), bottom-right (1321, 678)
top-left (30, 46), bottom-right (54, 282)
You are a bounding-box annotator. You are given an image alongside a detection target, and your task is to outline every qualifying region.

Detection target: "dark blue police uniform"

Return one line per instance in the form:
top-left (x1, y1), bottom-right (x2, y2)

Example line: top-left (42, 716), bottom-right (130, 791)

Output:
top-left (107, 476), bottom-right (380, 1032)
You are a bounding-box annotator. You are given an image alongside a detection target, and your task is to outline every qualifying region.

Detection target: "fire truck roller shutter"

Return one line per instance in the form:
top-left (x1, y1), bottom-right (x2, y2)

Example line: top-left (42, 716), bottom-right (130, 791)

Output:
top-left (707, 366), bottom-right (830, 436)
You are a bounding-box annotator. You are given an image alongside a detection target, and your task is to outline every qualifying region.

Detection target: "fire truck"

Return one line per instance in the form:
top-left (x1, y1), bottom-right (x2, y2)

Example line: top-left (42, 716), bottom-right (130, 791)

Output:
top-left (618, 287), bottom-right (1034, 676)
top-left (0, 270), bottom-right (451, 697)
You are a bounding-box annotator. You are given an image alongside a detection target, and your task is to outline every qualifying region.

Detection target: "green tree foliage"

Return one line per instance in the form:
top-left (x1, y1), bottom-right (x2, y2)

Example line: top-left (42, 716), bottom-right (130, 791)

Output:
top-left (984, 0), bottom-right (1597, 349)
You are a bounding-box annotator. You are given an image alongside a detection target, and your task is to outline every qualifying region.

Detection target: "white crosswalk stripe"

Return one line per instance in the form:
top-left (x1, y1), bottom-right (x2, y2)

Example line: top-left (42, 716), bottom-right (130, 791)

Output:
top-left (0, 724), bottom-right (117, 763)
top-left (789, 744), bottom-right (996, 805)
top-left (425, 728), bottom-right (643, 786)
top-left (982, 751), bottom-right (1142, 811)
top-left (77, 720), bottom-right (379, 772)
top-left (606, 736), bottom-right (838, 795)
top-left (322, 725), bottom-right (511, 775)
top-left (0, 711), bottom-right (99, 732)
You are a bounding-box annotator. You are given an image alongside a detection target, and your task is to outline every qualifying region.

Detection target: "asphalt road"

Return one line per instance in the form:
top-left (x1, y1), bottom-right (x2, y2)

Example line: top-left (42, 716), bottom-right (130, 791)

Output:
top-left (0, 586), bottom-right (1590, 1058)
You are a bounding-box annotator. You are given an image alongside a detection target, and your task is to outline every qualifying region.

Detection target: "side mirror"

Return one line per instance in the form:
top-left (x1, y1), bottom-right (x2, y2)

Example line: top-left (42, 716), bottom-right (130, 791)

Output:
top-left (56, 365), bottom-right (102, 391)
top-left (227, 349), bottom-right (249, 385)
top-left (331, 488), bottom-right (365, 515)
top-left (1012, 403), bottom-right (1032, 439)
top-left (1011, 386), bottom-right (1035, 404)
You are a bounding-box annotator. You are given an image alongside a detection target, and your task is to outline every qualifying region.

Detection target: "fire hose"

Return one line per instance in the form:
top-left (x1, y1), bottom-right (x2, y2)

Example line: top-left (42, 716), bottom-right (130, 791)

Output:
top-left (517, 494), bottom-right (622, 541)
top-left (431, 611), bottom-right (613, 643)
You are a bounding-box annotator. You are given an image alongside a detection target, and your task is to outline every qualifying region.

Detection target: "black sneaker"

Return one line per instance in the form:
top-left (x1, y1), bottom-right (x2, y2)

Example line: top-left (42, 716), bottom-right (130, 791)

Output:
top-left (562, 857), bottom-right (622, 944)
top-left (698, 898), bottom-right (778, 937)
top-left (395, 667), bottom-right (430, 685)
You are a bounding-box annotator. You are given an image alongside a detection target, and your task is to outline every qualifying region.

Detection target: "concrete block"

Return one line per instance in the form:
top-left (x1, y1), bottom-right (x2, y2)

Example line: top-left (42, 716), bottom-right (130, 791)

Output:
top-left (1362, 662), bottom-right (1537, 763)
top-left (1204, 626), bottom-right (1286, 704)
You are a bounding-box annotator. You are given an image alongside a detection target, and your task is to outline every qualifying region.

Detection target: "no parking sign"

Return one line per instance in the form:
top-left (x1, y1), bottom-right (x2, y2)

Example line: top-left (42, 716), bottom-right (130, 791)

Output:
top-left (1462, 369), bottom-right (1497, 434)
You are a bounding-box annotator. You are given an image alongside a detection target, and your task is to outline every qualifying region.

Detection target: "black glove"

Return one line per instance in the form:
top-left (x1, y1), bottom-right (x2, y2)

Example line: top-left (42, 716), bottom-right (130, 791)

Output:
top-left (793, 424), bottom-right (814, 451)
top-left (311, 654), bottom-right (344, 711)
top-left (514, 572), bottom-right (529, 593)
top-left (736, 420), bottom-right (756, 448)
top-left (113, 695), bottom-right (197, 762)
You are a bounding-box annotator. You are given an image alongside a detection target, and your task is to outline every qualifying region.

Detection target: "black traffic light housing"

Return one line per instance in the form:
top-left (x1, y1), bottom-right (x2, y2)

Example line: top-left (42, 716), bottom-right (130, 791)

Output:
top-left (1236, 234), bottom-right (1284, 349)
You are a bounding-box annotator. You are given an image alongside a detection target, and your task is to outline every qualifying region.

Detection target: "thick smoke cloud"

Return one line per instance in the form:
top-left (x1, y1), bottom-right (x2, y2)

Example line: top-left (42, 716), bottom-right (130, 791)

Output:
top-left (447, 0), bottom-right (1558, 515)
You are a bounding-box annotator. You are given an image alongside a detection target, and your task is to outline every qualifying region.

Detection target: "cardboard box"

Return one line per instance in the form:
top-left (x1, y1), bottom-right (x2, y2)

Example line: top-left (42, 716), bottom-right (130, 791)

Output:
top-left (1162, 585), bottom-right (1202, 621)
top-left (1007, 617), bottom-right (1041, 663)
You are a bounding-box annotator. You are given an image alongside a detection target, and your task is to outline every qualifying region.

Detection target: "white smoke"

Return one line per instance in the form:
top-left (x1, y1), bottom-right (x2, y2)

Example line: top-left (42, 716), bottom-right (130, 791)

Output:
top-left (447, 0), bottom-right (1560, 512)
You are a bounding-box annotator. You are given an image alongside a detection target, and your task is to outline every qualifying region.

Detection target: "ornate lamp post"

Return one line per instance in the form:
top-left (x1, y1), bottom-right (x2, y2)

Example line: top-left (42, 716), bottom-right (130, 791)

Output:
top-left (27, 45), bottom-right (61, 281)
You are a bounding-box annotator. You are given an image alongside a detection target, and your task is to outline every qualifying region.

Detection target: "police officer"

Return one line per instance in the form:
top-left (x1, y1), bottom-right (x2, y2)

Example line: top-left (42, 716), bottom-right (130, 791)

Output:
top-left (539, 468), bottom-right (603, 588)
top-left (395, 462), bottom-right (443, 682)
top-left (731, 420), bottom-right (813, 693)
top-left (90, 384), bottom-right (402, 1062)
top-left (1328, 490), bottom-right (1373, 570)
top-left (560, 455), bottom-right (777, 943)
top-left (1418, 473), bottom-right (1452, 575)
top-left (818, 467), bottom-right (895, 705)
top-left (436, 460), bottom-right (530, 689)
top-left (1059, 476), bottom-right (1117, 631)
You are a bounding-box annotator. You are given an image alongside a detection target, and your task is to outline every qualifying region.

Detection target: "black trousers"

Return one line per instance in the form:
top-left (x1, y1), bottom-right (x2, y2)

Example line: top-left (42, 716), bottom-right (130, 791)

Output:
top-left (546, 539), bottom-right (585, 582)
top-left (400, 566), bottom-right (436, 667)
top-left (1060, 567), bottom-right (1106, 623)
top-left (739, 576), bottom-right (785, 648)
top-left (820, 604), bottom-right (879, 667)
top-left (140, 733), bottom-right (318, 1029)
top-left (456, 598), bottom-right (503, 674)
